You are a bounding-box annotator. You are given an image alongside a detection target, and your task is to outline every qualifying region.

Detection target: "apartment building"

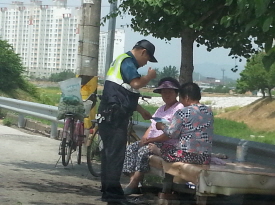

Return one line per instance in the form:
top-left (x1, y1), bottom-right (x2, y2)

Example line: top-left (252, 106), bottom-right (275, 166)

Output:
top-left (0, 0), bottom-right (125, 79)
top-left (98, 28), bottom-right (125, 78)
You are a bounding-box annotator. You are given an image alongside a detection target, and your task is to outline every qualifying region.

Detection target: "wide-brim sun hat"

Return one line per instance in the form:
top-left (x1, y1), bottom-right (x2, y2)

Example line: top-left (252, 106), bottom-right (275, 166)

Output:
top-left (153, 80), bottom-right (179, 93)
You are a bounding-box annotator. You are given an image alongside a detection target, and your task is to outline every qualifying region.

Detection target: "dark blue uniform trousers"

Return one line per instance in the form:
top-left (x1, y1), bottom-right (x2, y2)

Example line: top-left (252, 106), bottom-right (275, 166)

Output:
top-left (98, 119), bottom-right (128, 200)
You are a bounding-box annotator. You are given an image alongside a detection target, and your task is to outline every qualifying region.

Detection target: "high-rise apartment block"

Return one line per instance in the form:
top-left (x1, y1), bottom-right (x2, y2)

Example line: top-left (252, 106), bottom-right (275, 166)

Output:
top-left (98, 28), bottom-right (125, 78)
top-left (0, 0), bottom-right (125, 79)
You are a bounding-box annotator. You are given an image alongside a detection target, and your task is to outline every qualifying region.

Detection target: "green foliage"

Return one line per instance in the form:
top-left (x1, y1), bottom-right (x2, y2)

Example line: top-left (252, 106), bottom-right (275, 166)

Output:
top-left (49, 70), bottom-right (76, 82)
top-left (159, 66), bottom-right (179, 80)
top-left (38, 92), bottom-right (56, 106)
top-left (148, 66), bottom-right (179, 86)
top-left (0, 40), bottom-right (26, 92)
top-left (106, 0), bottom-right (271, 84)
top-left (200, 100), bottom-right (213, 105)
top-left (2, 118), bottom-right (12, 127)
top-left (203, 85), bottom-right (231, 93)
top-left (0, 109), bottom-right (7, 119)
top-left (221, 0), bottom-right (275, 69)
top-left (236, 52), bottom-right (275, 97)
top-left (38, 87), bottom-right (61, 105)
top-left (19, 80), bottom-right (40, 99)
top-left (135, 104), bottom-right (275, 145)
top-left (223, 106), bottom-right (241, 113)
top-left (214, 118), bottom-right (275, 145)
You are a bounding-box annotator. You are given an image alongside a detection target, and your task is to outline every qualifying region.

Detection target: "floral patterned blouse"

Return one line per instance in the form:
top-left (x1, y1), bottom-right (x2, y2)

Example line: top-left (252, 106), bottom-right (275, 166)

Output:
top-left (163, 104), bottom-right (213, 155)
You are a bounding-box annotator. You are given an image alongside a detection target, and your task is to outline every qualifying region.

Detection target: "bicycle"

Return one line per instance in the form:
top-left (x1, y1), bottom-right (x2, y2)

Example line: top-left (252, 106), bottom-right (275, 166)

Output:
top-left (86, 94), bottom-right (151, 177)
top-left (58, 100), bottom-right (93, 167)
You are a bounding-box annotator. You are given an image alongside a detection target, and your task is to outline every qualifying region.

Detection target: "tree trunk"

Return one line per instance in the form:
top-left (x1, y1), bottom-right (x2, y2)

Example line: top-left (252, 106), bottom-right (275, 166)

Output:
top-left (268, 87), bottom-right (272, 99)
top-left (261, 88), bottom-right (266, 98)
top-left (179, 29), bottom-right (195, 84)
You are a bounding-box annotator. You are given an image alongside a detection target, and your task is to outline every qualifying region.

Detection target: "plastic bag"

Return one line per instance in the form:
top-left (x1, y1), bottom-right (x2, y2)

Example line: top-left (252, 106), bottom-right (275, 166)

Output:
top-left (59, 78), bottom-right (82, 105)
top-left (152, 117), bottom-right (170, 125)
top-left (57, 78), bottom-right (85, 120)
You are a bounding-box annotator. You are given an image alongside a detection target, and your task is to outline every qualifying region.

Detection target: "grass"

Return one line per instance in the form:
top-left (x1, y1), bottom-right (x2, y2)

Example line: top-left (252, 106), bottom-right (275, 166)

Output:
top-left (214, 118), bottom-right (275, 145)
top-left (201, 100), bottom-right (213, 105)
top-left (37, 86), bottom-right (61, 106)
top-left (140, 91), bottom-right (160, 97)
top-left (135, 104), bottom-right (275, 145)
top-left (2, 118), bottom-right (12, 127)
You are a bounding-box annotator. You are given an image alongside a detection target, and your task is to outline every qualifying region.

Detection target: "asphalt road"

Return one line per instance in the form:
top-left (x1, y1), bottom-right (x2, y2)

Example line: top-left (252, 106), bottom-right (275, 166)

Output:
top-left (0, 124), bottom-right (110, 205)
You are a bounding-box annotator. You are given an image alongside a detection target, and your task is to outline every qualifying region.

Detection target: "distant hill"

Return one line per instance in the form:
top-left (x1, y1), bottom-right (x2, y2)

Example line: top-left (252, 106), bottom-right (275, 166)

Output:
top-left (193, 63), bottom-right (244, 80)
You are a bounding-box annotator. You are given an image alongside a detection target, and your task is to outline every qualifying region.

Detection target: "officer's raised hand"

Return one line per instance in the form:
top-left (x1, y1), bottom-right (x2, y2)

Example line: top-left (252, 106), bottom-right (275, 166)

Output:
top-left (147, 67), bottom-right (156, 80)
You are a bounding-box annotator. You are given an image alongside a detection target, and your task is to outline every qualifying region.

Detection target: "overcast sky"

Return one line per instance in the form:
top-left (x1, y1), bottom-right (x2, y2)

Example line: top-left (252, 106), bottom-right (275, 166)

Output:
top-left (1, 0), bottom-right (247, 79)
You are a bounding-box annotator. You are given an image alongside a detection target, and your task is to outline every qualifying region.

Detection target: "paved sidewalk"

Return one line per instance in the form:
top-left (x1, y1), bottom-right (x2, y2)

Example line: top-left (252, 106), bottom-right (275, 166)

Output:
top-left (0, 124), bottom-right (110, 205)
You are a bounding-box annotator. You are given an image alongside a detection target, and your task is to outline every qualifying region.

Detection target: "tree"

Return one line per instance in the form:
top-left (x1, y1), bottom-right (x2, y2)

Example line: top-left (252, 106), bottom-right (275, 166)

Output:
top-left (236, 52), bottom-right (275, 98)
top-left (106, 0), bottom-right (265, 84)
top-left (159, 65), bottom-right (179, 80)
top-left (49, 70), bottom-right (76, 82)
top-left (147, 66), bottom-right (179, 86)
top-left (221, 0), bottom-right (275, 69)
top-left (0, 40), bottom-right (26, 92)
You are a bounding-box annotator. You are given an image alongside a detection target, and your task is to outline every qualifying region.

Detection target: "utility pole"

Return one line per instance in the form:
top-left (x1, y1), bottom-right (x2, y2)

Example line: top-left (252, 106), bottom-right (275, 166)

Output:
top-left (77, 0), bottom-right (101, 137)
top-left (104, 1), bottom-right (118, 78)
top-left (221, 68), bottom-right (225, 85)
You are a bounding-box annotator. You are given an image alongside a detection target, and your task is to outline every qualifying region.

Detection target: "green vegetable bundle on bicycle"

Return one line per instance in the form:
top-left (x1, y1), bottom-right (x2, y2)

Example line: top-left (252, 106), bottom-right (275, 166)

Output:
top-left (57, 78), bottom-right (85, 121)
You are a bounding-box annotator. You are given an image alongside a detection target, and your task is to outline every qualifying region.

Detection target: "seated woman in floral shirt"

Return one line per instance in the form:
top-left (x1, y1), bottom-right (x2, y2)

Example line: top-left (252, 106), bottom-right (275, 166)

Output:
top-left (147, 82), bottom-right (213, 165)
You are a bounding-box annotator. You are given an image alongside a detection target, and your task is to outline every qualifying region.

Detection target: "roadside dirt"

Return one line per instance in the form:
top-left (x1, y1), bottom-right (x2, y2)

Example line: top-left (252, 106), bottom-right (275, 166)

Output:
top-left (216, 97), bottom-right (275, 132)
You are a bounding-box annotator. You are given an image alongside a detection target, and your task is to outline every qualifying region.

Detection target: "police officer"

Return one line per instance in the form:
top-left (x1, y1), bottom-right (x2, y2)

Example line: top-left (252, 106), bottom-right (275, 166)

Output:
top-left (98, 39), bottom-right (157, 205)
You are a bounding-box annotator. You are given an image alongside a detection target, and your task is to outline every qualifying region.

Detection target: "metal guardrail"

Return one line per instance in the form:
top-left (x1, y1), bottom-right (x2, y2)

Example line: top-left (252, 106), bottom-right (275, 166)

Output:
top-left (0, 96), bottom-right (60, 139)
top-left (135, 123), bottom-right (275, 168)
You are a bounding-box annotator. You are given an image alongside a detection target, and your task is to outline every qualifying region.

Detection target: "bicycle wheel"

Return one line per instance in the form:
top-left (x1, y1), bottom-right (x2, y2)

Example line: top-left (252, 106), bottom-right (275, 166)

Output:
top-left (77, 145), bottom-right (82, 165)
top-left (61, 119), bottom-right (74, 166)
top-left (87, 128), bottom-right (102, 177)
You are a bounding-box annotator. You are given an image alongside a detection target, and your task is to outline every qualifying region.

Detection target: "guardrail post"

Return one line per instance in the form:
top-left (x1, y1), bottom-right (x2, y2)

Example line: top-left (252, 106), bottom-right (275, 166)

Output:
top-left (50, 122), bottom-right (58, 139)
top-left (18, 113), bottom-right (25, 128)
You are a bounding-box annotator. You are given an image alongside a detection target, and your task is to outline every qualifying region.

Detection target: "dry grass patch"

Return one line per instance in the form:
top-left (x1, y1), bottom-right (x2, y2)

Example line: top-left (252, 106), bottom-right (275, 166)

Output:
top-left (216, 98), bottom-right (275, 132)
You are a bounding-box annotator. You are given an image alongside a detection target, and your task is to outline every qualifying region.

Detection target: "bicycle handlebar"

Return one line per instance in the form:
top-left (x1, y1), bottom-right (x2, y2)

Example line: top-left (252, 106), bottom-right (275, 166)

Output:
top-left (83, 93), bottom-right (102, 102)
top-left (84, 93), bottom-right (150, 103)
top-left (140, 95), bottom-right (152, 99)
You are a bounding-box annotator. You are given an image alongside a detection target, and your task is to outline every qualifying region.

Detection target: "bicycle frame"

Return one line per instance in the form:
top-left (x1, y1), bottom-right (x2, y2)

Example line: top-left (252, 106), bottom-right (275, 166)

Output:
top-left (63, 114), bottom-right (84, 146)
top-left (60, 113), bottom-right (85, 166)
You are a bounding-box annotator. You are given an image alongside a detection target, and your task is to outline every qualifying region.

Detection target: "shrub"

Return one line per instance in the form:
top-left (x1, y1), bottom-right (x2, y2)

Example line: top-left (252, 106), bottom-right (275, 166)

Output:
top-left (3, 118), bottom-right (12, 127)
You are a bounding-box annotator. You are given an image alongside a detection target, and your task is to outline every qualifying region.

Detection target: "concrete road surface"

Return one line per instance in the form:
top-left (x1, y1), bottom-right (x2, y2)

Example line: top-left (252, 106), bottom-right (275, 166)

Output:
top-left (1, 125), bottom-right (274, 205)
top-left (0, 124), bottom-right (109, 205)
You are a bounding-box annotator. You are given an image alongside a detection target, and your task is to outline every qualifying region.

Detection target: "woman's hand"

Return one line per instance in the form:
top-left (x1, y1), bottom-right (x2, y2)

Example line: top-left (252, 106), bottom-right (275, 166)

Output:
top-left (156, 122), bottom-right (165, 130)
top-left (139, 137), bottom-right (147, 146)
top-left (145, 136), bottom-right (154, 144)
